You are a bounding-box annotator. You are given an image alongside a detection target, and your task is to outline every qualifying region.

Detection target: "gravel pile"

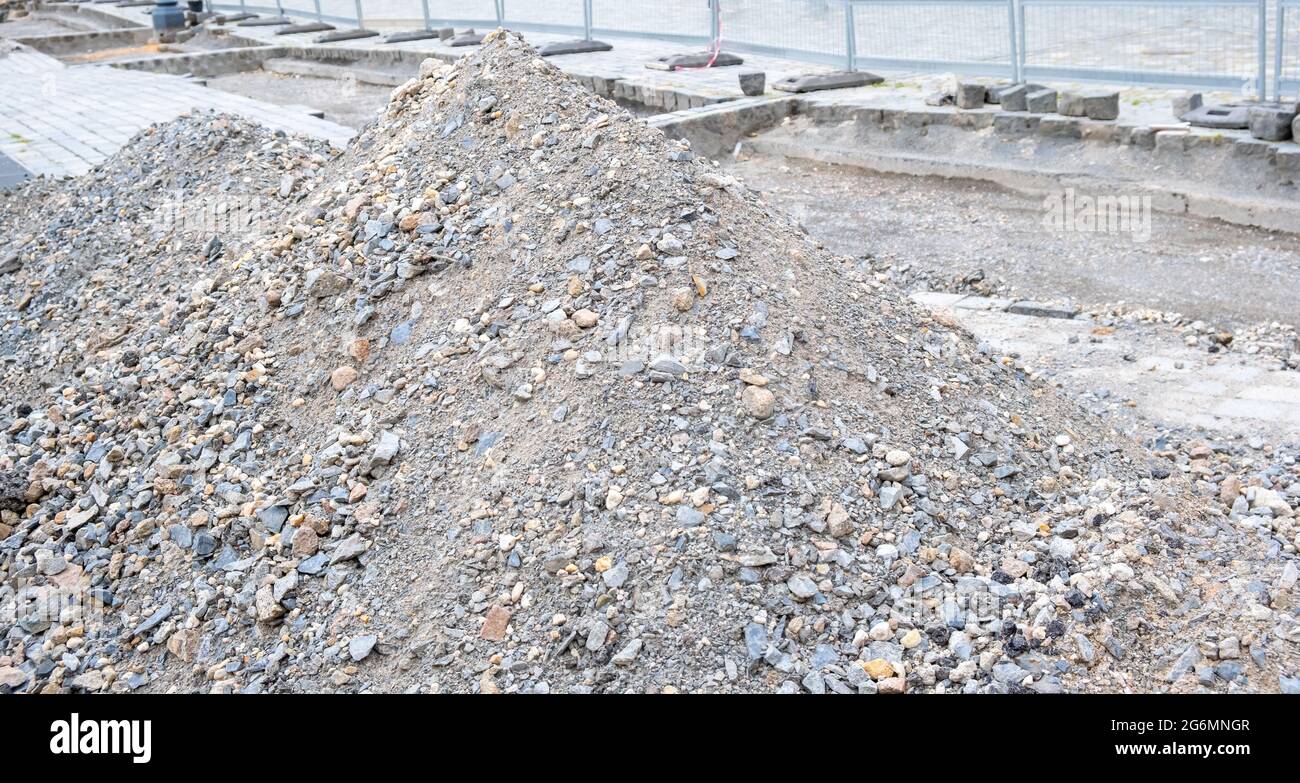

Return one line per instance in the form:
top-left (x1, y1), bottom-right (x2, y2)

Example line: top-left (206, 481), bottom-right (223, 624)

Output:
top-left (1, 33), bottom-right (1296, 694)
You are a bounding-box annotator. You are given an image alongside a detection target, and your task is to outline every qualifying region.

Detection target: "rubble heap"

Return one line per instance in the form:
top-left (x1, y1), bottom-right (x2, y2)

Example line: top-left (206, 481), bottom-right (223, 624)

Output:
top-left (1, 33), bottom-right (1296, 694)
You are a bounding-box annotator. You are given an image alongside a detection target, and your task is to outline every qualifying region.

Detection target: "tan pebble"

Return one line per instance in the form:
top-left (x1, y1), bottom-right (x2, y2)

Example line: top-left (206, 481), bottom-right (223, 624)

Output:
top-left (330, 366), bottom-right (358, 391)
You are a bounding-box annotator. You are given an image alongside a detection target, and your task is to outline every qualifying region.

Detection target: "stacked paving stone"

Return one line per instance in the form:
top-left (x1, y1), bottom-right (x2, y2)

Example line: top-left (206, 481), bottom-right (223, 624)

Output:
top-left (1, 33), bottom-right (1296, 694)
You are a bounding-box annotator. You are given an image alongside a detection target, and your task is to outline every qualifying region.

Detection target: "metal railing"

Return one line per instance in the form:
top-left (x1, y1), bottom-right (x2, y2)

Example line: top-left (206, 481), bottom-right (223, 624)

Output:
top-left (206, 0), bottom-right (1300, 100)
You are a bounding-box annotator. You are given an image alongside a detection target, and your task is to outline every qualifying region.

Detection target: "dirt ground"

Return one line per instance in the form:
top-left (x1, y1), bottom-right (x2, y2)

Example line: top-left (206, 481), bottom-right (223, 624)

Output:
top-left (726, 154), bottom-right (1300, 329)
top-left (205, 70), bottom-right (392, 130)
top-left (0, 16), bottom-right (82, 38)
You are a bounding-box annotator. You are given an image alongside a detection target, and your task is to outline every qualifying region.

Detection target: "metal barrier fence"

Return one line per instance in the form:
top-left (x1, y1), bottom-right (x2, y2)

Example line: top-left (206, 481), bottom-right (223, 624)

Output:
top-left (207, 0), bottom-right (1300, 99)
top-left (1020, 0), bottom-right (1264, 92)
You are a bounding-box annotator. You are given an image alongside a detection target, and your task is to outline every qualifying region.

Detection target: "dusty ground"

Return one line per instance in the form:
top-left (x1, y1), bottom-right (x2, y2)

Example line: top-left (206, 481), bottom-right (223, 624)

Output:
top-left (206, 70), bottom-right (392, 130)
top-left (0, 15), bottom-right (86, 39)
top-left (726, 154), bottom-right (1300, 329)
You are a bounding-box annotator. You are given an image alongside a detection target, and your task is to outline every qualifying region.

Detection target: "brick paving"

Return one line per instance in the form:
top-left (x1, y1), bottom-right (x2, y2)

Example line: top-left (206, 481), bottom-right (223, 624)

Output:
top-left (0, 25), bottom-right (353, 179)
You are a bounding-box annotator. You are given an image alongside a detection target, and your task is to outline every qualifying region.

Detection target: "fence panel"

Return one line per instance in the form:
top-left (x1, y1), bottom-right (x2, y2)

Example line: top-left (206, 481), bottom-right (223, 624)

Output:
top-left (312, 0), bottom-right (365, 27)
top-left (590, 0), bottom-right (713, 46)
top-left (1020, 0), bottom-right (1264, 92)
top-left (717, 0), bottom-right (849, 67)
top-left (353, 0), bottom-right (500, 29)
top-left (849, 0), bottom-right (1017, 77)
top-left (501, 0), bottom-right (587, 37)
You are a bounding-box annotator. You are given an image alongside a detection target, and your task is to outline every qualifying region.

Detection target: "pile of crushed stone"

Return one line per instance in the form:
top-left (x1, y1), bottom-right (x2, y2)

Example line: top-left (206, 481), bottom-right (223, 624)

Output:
top-left (1, 32), bottom-right (1296, 695)
top-left (0, 113), bottom-right (335, 401)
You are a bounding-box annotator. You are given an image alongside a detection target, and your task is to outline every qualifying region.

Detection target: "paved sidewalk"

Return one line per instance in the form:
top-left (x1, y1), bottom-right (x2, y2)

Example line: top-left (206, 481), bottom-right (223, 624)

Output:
top-left (0, 35), bottom-right (353, 180)
top-left (912, 291), bottom-right (1300, 440)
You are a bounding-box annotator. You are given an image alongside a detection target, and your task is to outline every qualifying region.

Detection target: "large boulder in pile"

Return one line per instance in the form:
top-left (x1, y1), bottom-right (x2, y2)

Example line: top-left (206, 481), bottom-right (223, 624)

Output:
top-left (1, 32), bottom-right (1295, 694)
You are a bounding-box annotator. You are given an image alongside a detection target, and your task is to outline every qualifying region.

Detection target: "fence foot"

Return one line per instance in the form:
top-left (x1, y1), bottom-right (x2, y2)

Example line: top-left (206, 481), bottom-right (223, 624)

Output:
top-left (538, 39), bottom-right (612, 57)
top-left (277, 23), bottom-right (335, 35)
top-left (213, 13), bottom-right (256, 23)
top-left (314, 28), bottom-right (380, 43)
top-left (384, 30), bottom-right (441, 44)
top-left (645, 51), bottom-right (743, 71)
top-left (771, 70), bottom-right (882, 93)
top-left (238, 16), bottom-right (291, 27)
top-left (449, 31), bottom-right (485, 46)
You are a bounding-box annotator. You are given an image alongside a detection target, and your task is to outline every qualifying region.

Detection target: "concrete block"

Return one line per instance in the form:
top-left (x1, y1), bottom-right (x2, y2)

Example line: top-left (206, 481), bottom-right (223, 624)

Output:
top-left (1247, 104), bottom-right (1298, 142)
top-left (1276, 149), bottom-right (1300, 177)
top-left (1153, 130), bottom-right (1188, 153)
top-left (1171, 91), bottom-right (1202, 119)
top-left (1007, 301), bottom-right (1080, 319)
top-left (983, 83), bottom-right (1014, 104)
top-left (739, 71), bottom-right (765, 96)
top-left (1060, 89), bottom-right (1119, 121)
top-left (1038, 117), bottom-right (1081, 139)
top-left (924, 91), bottom-right (954, 107)
top-left (999, 85), bottom-right (1027, 112)
top-left (1232, 137), bottom-right (1272, 157)
top-left (1026, 89), bottom-right (1057, 114)
top-left (1129, 127), bottom-right (1155, 149)
top-left (955, 82), bottom-right (985, 109)
top-left (994, 114), bottom-right (1038, 133)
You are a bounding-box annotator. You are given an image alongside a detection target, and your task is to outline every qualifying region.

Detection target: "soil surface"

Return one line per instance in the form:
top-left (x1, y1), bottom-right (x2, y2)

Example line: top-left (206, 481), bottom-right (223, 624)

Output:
top-left (206, 70), bottom-right (391, 130)
top-left (726, 154), bottom-right (1300, 329)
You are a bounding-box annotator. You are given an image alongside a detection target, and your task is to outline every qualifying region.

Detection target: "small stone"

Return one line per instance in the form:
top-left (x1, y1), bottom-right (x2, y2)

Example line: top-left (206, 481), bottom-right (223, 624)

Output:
top-left (480, 605), bottom-right (512, 642)
top-left (741, 385), bottom-right (775, 419)
top-left (670, 287), bottom-right (694, 312)
top-left (877, 677), bottom-right (906, 695)
top-left (572, 309), bottom-right (599, 328)
top-left (787, 573), bottom-right (818, 600)
top-left (349, 634), bottom-right (378, 662)
top-left (612, 638), bottom-right (643, 666)
top-left (826, 502), bottom-right (853, 538)
top-left (291, 525), bottom-right (319, 558)
top-left (862, 658), bottom-right (894, 680)
top-left (330, 366), bottom-right (358, 391)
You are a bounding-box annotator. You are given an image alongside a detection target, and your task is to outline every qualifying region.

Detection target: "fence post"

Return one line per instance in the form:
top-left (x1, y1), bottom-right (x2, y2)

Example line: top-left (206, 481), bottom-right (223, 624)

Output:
top-left (844, 2), bottom-right (856, 72)
top-left (1007, 0), bottom-right (1020, 82)
top-left (1276, 3), bottom-right (1286, 102)
top-left (583, 0), bottom-right (593, 42)
top-left (710, 0), bottom-right (720, 42)
top-left (496, 0), bottom-right (505, 27)
top-left (1016, 0), bottom-right (1027, 83)
top-left (312, 0), bottom-right (322, 23)
top-left (420, 0), bottom-right (431, 32)
top-left (1258, 0), bottom-right (1267, 100)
